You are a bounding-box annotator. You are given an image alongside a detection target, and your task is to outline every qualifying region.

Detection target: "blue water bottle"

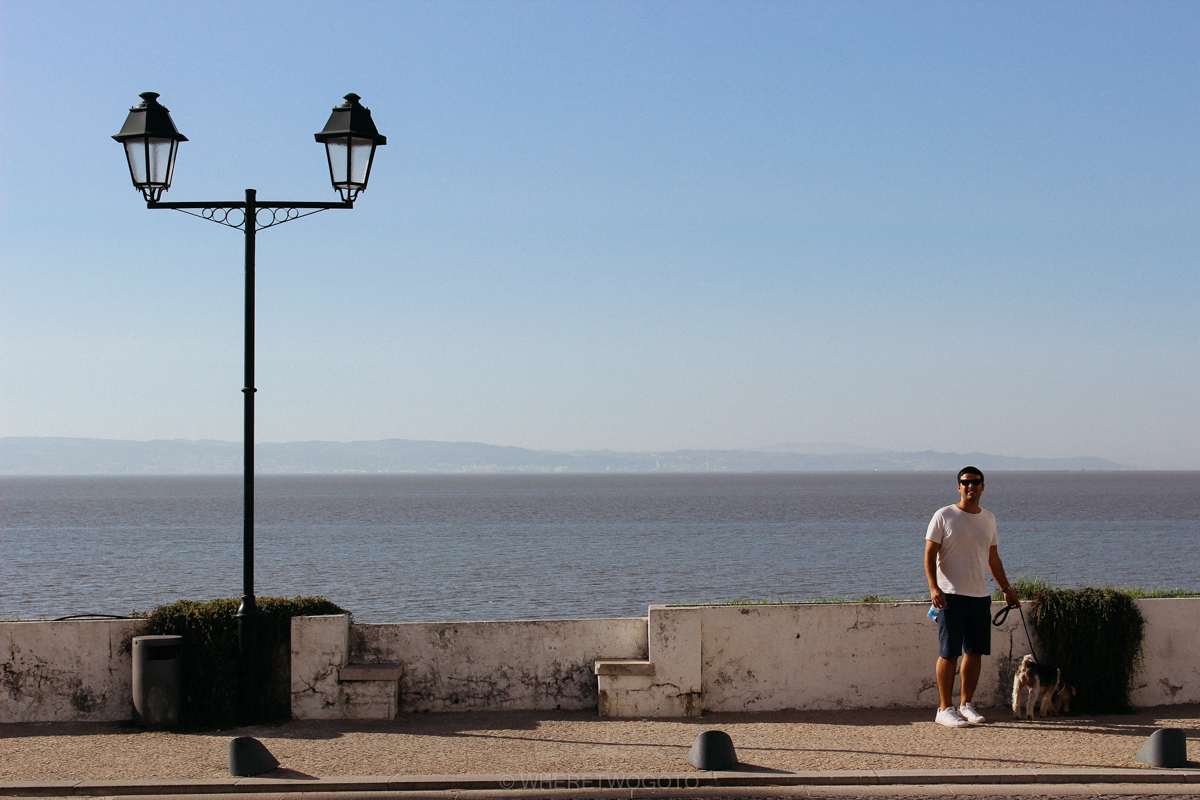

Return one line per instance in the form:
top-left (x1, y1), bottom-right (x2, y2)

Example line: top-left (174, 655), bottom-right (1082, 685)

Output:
top-left (927, 604), bottom-right (939, 622)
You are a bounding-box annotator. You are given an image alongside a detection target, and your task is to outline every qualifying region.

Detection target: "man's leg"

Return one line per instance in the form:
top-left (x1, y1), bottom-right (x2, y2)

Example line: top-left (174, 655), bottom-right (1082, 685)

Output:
top-left (936, 656), bottom-right (958, 710)
top-left (959, 596), bottom-right (991, 707)
top-left (959, 652), bottom-right (981, 704)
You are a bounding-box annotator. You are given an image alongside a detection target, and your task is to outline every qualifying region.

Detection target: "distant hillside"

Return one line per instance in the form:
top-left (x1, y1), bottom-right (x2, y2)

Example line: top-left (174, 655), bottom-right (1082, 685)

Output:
top-left (753, 442), bottom-right (887, 455)
top-left (0, 437), bottom-right (1133, 475)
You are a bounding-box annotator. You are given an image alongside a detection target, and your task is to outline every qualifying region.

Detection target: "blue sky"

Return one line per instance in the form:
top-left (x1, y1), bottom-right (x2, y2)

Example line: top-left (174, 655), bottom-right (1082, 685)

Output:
top-left (1, 1), bottom-right (1197, 468)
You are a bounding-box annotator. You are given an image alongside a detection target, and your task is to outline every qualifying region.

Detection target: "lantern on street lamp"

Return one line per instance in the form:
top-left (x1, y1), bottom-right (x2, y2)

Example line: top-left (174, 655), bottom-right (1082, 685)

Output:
top-left (314, 93), bottom-right (388, 202)
top-left (112, 92), bottom-right (188, 202)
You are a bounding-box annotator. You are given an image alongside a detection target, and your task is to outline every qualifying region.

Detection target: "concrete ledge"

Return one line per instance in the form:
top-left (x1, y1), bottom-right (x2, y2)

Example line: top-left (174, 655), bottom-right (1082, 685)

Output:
top-left (5, 768), bottom-right (1200, 796)
top-left (873, 768), bottom-right (1041, 785)
top-left (1030, 768), bottom-right (1195, 784)
top-left (235, 776), bottom-right (399, 793)
top-left (73, 778), bottom-right (242, 795)
top-left (0, 782), bottom-right (77, 798)
top-left (707, 770), bottom-right (878, 786)
top-left (339, 663), bottom-right (402, 682)
top-left (388, 774), bottom-right (517, 791)
top-left (593, 660), bottom-right (654, 676)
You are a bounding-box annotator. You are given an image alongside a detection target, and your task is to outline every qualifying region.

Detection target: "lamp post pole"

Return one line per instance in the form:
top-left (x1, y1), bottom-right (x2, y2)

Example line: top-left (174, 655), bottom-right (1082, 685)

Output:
top-left (114, 93), bottom-right (386, 725)
top-left (240, 187), bottom-right (258, 721)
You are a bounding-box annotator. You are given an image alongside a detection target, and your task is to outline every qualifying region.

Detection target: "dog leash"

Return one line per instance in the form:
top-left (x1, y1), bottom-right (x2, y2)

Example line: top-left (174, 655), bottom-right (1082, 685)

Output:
top-left (992, 602), bottom-right (1041, 664)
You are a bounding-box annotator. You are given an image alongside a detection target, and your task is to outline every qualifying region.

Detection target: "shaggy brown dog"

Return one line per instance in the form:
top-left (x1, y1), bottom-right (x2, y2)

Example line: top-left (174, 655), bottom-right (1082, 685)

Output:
top-left (1050, 683), bottom-right (1076, 716)
top-left (1012, 654), bottom-right (1069, 719)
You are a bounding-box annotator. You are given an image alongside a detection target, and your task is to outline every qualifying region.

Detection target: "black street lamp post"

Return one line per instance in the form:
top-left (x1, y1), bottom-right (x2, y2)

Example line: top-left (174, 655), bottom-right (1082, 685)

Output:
top-left (114, 92), bottom-right (386, 725)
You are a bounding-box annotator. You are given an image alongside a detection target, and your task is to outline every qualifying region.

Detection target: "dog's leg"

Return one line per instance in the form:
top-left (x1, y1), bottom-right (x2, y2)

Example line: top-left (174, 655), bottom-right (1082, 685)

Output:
top-left (1038, 687), bottom-right (1055, 717)
top-left (1025, 677), bottom-right (1039, 719)
top-left (1012, 676), bottom-right (1024, 719)
top-left (1040, 669), bottom-right (1061, 718)
top-left (1047, 680), bottom-right (1065, 717)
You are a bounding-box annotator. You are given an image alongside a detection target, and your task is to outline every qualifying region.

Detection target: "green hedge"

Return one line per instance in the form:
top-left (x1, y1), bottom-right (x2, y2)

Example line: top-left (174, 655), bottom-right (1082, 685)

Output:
top-left (144, 596), bottom-right (347, 729)
top-left (1027, 587), bottom-right (1145, 714)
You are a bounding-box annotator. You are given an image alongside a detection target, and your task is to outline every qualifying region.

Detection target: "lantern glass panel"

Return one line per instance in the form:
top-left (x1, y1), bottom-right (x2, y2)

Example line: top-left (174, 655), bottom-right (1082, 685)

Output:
top-left (147, 138), bottom-right (175, 185)
top-left (350, 137), bottom-right (374, 185)
top-left (124, 140), bottom-right (148, 185)
top-left (326, 138), bottom-right (349, 186)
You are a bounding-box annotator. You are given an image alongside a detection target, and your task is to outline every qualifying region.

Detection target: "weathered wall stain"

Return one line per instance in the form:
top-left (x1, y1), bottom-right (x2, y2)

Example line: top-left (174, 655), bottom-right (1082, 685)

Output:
top-left (2, 618), bottom-right (145, 722)
top-left (70, 684), bottom-right (100, 713)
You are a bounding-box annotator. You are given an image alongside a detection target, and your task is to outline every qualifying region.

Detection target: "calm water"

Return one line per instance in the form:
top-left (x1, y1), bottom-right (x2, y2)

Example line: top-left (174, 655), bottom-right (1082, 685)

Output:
top-left (2, 472), bottom-right (1197, 622)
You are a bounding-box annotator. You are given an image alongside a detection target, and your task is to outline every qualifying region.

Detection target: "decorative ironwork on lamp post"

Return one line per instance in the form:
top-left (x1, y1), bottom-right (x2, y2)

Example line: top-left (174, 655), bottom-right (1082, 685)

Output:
top-left (114, 92), bottom-right (386, 725)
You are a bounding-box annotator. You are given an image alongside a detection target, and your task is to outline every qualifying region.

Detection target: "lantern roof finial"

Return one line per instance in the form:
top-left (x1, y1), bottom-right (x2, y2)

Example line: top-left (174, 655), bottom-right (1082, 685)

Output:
top-left (315, 93), bottom-right (386, 145)
top-left (113, 91), bottom-right (188, 143)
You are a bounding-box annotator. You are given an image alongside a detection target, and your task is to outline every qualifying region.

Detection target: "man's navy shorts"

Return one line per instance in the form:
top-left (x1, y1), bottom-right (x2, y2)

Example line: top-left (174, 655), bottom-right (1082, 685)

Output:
top-left (937, 594), bottom-right (991, 658)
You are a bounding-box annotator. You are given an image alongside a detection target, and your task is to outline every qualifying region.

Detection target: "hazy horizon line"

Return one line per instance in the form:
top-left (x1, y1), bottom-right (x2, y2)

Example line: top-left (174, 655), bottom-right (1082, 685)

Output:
top-left (0, 434), bottom-right (1145, 469)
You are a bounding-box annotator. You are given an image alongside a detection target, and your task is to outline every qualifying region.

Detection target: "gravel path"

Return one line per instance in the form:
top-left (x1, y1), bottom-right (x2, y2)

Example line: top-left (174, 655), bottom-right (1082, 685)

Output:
top-left (2, 705), bottom-right (1197, 782)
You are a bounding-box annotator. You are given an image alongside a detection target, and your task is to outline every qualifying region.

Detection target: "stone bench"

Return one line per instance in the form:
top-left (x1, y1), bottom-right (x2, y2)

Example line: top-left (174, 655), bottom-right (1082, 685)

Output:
top-left (337, 662), bottom-right (402, 720)
top-left (594, 659), bottom-right (655, 717)
top-left (292, 615), bottom-right (402, 720)
top-left (592, 606), bottom-right (702, 718)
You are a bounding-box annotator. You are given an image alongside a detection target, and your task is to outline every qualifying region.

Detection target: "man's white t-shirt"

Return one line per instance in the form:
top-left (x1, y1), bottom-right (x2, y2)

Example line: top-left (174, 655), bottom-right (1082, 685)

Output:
top-left (925, 504), bottom-right (997, 598)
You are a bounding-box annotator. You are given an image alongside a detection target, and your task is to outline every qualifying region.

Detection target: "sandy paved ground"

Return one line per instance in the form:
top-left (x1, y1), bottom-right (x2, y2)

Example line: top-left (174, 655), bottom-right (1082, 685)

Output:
top-left (1, 705), bottom-right (1197, 782)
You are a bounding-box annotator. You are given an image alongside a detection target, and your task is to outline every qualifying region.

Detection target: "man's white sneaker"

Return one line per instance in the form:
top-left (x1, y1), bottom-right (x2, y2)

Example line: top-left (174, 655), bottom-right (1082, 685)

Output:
top-left (959, 702), bottom-right (986, 724)
top-left (935, 707), bottom-right (970, 728)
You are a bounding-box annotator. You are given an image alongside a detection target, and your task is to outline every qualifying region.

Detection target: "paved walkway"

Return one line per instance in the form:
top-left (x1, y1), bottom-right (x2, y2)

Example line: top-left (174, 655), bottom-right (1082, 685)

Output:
top-left (1, 705), bottom-right (1197, 796)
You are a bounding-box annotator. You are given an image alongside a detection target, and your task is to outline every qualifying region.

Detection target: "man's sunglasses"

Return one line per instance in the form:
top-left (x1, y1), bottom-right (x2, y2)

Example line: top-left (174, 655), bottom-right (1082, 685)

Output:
top-left (959, 479), bottom-right (984, 487)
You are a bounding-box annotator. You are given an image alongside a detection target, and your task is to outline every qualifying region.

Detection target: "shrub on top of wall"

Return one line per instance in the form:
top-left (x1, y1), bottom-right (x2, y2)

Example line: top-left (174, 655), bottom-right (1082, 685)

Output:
top-left (1027, 587), bottom-right (1145, 715)
top-left (144, 596), bottom-right (347, 729)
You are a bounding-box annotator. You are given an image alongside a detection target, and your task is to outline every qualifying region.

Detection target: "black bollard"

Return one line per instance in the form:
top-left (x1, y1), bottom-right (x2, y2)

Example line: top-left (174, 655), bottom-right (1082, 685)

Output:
top-left (1134, 728), bottom-right (1189, 769)
top-left (687, 730), bottom-right (739, 770)
top-left (229, 736), bottom-right (280, 777)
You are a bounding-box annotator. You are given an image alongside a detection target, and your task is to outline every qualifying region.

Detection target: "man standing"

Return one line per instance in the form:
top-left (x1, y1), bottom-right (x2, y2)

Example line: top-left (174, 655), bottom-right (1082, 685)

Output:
top-left (925, 466), bottom-right (1019, 727)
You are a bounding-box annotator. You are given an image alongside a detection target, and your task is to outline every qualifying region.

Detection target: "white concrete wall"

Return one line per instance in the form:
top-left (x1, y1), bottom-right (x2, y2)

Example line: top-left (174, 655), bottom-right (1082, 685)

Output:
top-left (1131, 598), bottom-right (1200, 706)
top-left (291, 615), bottom-right (649, 719)
top-left (1, 618), bottom-right (147, 722)
top-left (699, 601), bottom-right (1031, 713)
top-left (352, 617), bottom-right (649, 713)
top-left (7, 598), bottom-right (1199, 722)
top-left (602, 598), bottom-right (1200, 716)
top-left (291, 613), bottom-right (350, 719)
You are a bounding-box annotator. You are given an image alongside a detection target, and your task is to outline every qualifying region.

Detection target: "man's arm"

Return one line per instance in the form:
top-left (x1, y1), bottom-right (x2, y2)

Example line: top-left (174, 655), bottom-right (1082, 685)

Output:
top-left (924, 539), bottom-right (946, 608)
top-left (988, 545), bottom-right (1019, 607)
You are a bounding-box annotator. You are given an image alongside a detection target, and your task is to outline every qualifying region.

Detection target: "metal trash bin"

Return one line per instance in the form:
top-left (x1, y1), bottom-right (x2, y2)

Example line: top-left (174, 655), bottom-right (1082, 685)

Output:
top-left (132, 635), bottom-right (182, 726)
